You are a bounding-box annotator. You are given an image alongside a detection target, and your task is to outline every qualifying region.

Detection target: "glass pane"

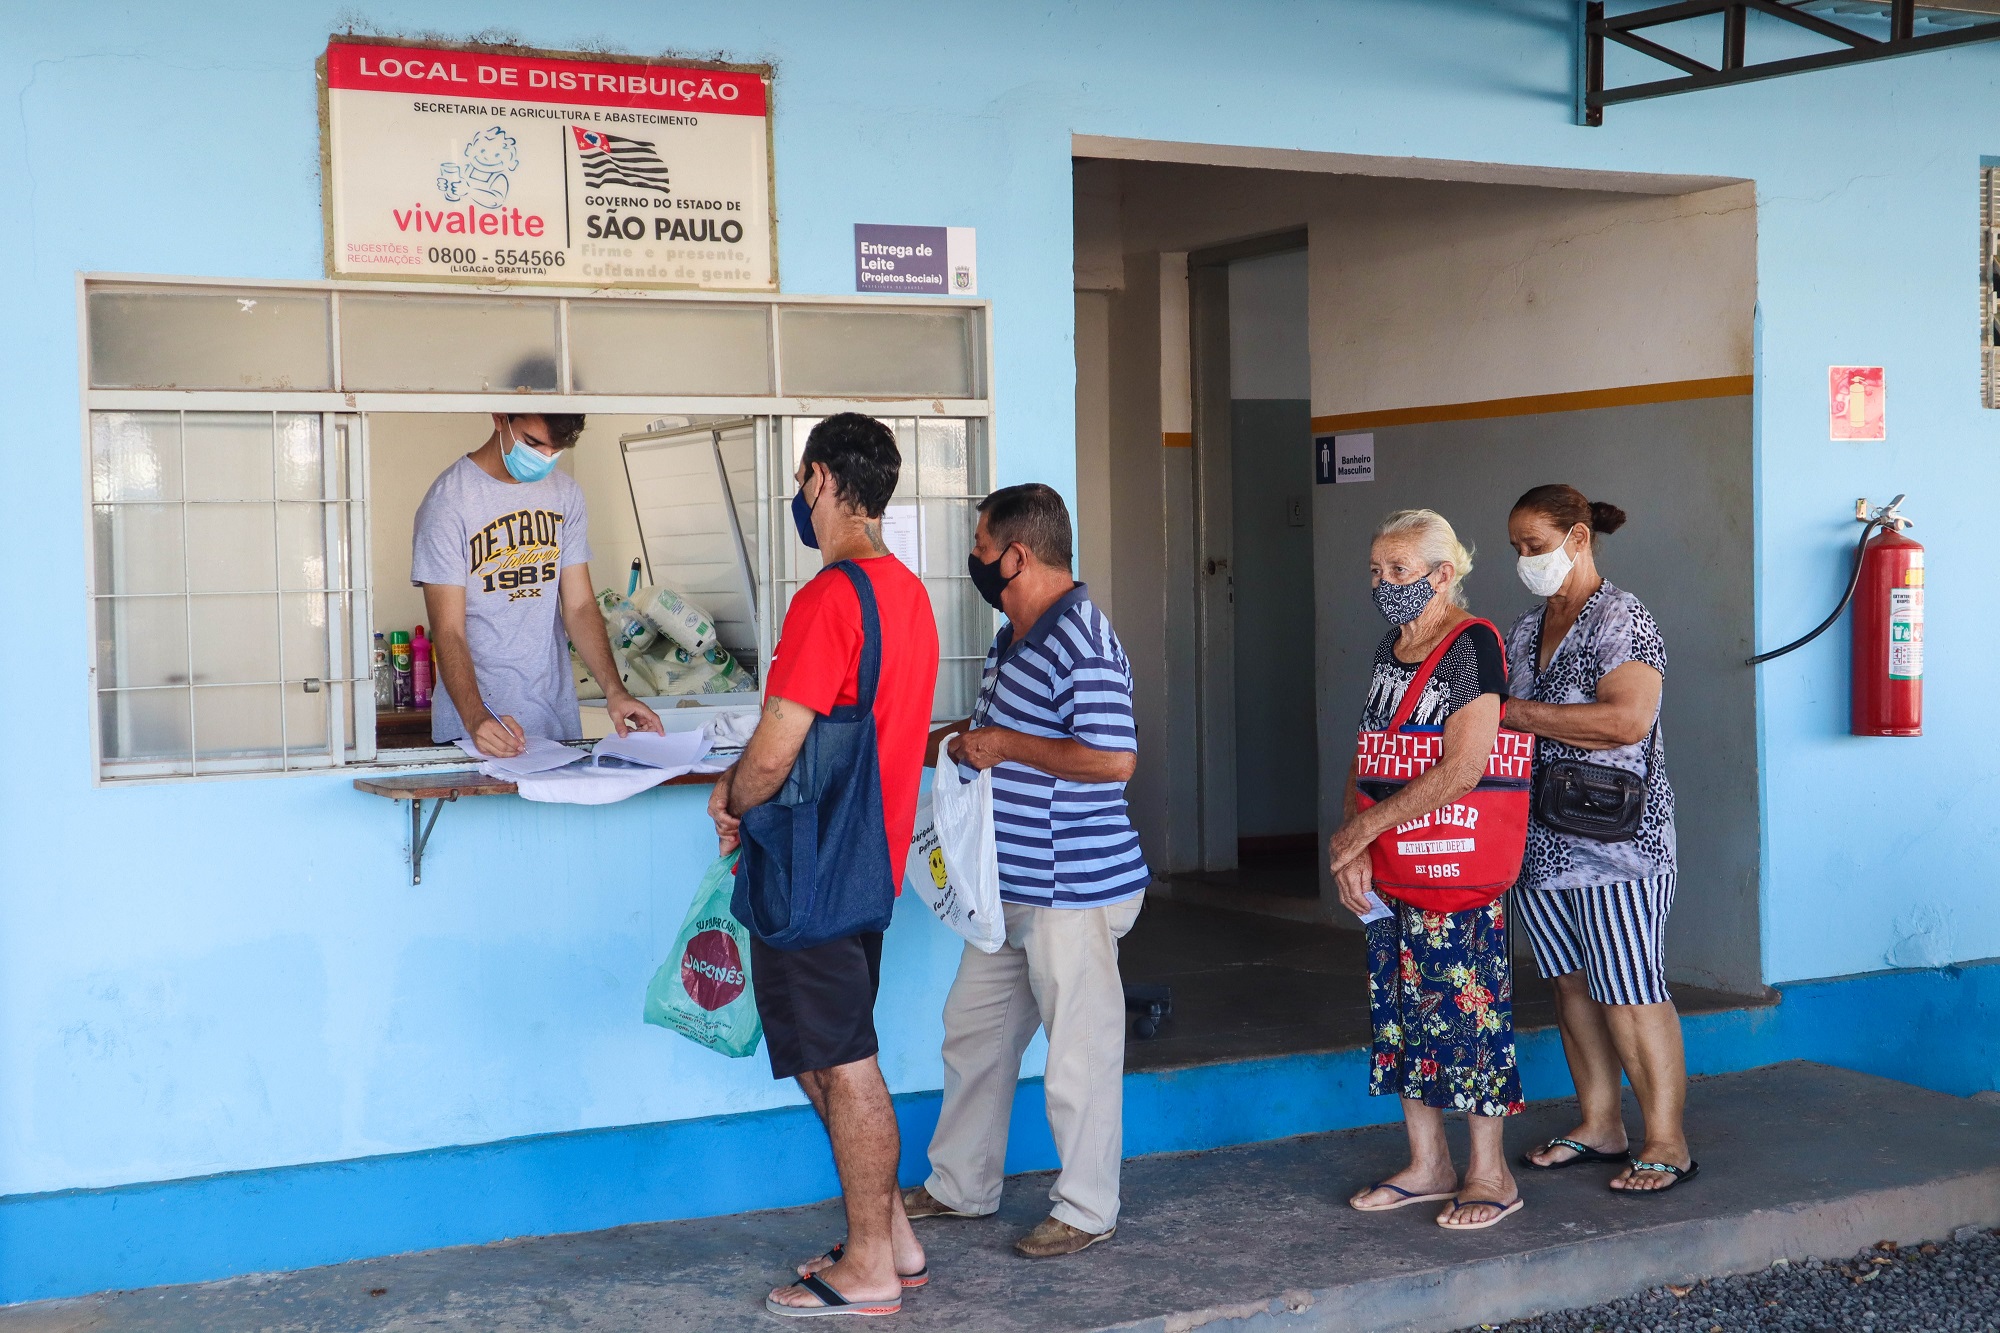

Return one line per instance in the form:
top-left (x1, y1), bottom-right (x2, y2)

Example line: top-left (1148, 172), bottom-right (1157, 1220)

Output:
top-left (278, 504), bottom-right (329, 590)
top-left (779, 308), bottom-right (979, 398)
top-left (340, 295), bottom-right (559, 392)
top-left (193, 685), bottom-right (282, 758)
top-left (98, 688), bottom-right (193, 766)
top-left (277, 414), bottom-right (325, 500)
top-left (184, 414), bottom-right (274, 502)
top-left (191, 595), bottom-right (280, 684)
top-left (933, 661), bottom-right (979, 723)
top-left (91, 412), bottom-right (181, 502)
top-left (568, 302), bottom-right (771, 394)
top-left (281, 593), bottom-right (333, 680)
top-left (95, 597), bottom-right (189, 689)
top-left (927, 579), bottom-right (996, 661)
top-left (284, 684), bottom-right (331, 754)
top-left (891, 419), bottom-right (917, 499)
top-left (187, 505), bottom-right (277, 593)
top-left (88, 287), bottom-right (331, 390)
top-left (918, 419), bottom-right (969, 496)
top-left (93, 504), bottom-right (185, 595)
top-left (922, 499), bottom-right (976, 582)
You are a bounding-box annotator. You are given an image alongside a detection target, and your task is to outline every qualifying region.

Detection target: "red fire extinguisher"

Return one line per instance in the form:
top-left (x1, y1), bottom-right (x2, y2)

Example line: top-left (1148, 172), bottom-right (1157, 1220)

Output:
top-left (1749, 495), bottom-right (1921, 737)
top-left (1851, 507), bottom-right (1923, 736)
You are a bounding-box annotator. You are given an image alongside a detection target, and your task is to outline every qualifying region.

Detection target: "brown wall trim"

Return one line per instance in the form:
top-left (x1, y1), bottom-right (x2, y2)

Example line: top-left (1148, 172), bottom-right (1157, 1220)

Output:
top-left (1309, 375), bottom-right (1753, 435)
top-left (1162, 431), bottom-right (1193, 448)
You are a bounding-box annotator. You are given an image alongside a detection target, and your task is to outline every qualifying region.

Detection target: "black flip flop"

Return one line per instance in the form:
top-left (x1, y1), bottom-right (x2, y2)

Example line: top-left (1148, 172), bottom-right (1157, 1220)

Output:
top-left (798, 1241), bottom-right (928, 1288)
top-left (1519, 1136), bottom-right (1629, 1170)
top-left (764, 1272), bottom-right (903, 1319)
top-left (1613, 1158), bottom-right (1700, 1194)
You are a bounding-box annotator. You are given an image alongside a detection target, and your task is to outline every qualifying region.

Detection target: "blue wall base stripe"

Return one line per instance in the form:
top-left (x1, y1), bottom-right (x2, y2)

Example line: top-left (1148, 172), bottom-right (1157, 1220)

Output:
top-left (7, 960), bottom-right (1997, 1306)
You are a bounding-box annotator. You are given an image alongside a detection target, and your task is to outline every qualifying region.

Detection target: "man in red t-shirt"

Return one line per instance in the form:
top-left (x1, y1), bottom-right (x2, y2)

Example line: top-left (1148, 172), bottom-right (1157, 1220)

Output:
top-left (708, 413), bottom-right (939, 1317)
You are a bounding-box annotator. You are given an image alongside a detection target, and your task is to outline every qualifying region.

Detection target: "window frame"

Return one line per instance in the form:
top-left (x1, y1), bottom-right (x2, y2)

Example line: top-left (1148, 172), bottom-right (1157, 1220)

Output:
top-left (79, 274), bottom-right (996, 785)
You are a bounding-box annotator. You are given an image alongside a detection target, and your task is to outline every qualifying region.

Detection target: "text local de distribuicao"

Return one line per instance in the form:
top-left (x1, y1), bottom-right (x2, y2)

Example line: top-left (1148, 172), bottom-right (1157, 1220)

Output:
top-left (352, 54), bottom-right (749, 105)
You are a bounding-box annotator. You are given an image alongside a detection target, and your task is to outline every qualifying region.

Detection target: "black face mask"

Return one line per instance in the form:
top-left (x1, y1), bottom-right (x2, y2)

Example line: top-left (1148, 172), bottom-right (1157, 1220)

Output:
top-left (967, 549), bottom-right (1016, 611)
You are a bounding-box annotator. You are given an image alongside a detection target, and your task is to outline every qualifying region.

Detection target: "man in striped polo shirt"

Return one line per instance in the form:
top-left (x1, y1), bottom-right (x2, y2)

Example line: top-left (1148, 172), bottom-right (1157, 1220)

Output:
top-left (901, 483), bottom-right (1150, 1259)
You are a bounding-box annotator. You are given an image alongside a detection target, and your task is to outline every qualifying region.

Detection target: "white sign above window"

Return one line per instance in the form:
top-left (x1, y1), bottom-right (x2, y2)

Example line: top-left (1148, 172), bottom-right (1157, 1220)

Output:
top-left (319, 40), bottom-right (775, 291)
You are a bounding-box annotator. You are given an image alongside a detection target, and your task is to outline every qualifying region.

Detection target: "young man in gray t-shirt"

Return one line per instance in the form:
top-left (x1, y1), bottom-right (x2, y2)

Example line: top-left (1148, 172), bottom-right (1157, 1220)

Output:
top-left (412, 412), bottom-right (660, 754)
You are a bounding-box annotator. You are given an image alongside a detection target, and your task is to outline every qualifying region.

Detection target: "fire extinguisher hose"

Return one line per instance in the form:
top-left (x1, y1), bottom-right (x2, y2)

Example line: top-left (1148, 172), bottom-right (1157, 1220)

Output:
top-left (1745, 517), bottom-right (1889, 666)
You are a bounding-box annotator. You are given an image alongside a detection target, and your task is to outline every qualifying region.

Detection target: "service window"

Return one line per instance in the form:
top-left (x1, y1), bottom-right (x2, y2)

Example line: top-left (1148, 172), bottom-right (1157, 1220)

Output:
top-left (81, 278), bottom-right (994, 782)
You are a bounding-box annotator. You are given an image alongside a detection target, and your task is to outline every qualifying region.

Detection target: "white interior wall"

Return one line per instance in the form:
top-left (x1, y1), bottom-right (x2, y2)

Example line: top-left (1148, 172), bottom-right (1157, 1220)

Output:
top-left (366, 413), bottom-right (652, 641)
top-left (1308, 181), bottom-right (1755, 413)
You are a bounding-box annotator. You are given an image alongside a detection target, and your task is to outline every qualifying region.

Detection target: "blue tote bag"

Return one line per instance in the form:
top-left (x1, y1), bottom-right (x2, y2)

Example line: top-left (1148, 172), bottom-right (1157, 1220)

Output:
top-left (732, 561), bottom-right (897, 951)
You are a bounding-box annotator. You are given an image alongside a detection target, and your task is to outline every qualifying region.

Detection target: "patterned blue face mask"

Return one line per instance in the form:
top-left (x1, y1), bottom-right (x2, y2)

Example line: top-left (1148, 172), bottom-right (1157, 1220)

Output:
top-left (1372, 568), bottom-right (1438, 624)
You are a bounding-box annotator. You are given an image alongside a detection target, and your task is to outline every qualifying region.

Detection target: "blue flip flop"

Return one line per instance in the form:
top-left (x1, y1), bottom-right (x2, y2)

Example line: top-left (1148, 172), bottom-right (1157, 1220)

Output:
top-left (1437, 1196), bottom-right (1525, 1230)
top-left (1350, 1180), bottom-right (1457, 1212)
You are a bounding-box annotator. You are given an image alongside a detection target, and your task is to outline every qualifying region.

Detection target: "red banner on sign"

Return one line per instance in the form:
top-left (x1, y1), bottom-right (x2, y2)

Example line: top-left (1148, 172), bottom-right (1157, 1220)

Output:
top-left (325, 42), bottom-right (767, 116)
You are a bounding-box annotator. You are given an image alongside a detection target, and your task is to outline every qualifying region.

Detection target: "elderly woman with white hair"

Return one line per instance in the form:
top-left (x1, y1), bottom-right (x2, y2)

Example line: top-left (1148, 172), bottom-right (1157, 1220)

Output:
top-left (1330, 509), bottom-right (1528, 1232)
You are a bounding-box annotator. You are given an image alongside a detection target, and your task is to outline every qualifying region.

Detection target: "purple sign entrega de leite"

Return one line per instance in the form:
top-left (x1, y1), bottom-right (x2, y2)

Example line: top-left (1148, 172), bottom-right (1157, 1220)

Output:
top-left (854, 224), bottom-right (949, 293)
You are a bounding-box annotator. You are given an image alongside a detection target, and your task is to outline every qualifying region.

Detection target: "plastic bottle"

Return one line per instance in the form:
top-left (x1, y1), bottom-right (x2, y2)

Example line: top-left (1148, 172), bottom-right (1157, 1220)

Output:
top-left (411, 625), bottom-right (433, 709)
top-left (389, 630), bottom-right (414, 710)
top-left (372, 633), bottom-right (394, 708)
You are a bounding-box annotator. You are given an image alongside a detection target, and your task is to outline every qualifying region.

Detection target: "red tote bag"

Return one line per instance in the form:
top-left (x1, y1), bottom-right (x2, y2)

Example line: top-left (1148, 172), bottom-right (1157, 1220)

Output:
top-left (1353, 618), bottom-right (1534, 912)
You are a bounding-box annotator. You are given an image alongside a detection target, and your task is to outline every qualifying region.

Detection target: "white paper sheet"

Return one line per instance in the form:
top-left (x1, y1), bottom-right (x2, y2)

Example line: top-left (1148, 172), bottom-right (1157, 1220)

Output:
top-left (591, 725), bottom-right (710, 770)
top-left (455, 733), bottom-right (587, 777)
top-left (511, 765), bottom-right (673, 805)
top-left (1357, 891), bottom-right (1394, 925)
top-left (881, 502), bottom-right (924, 572)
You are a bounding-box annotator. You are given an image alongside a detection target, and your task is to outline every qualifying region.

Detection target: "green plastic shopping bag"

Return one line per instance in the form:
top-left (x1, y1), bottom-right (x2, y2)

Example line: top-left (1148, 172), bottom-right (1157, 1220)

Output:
top-left (643, 850), bottom-right (763, 1058)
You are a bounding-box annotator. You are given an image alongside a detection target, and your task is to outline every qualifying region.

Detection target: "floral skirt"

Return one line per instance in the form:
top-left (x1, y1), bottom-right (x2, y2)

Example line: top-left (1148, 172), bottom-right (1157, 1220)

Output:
top-left (1365, 897), bottom-right (1523, 1117)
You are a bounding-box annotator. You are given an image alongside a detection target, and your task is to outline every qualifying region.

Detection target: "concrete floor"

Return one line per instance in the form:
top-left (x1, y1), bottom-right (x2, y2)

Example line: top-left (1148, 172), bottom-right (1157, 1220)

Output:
top-left (10, 1062), bottom-right (1999, 1333)
top-left (1119, 897), bottom-right (1767, 1072)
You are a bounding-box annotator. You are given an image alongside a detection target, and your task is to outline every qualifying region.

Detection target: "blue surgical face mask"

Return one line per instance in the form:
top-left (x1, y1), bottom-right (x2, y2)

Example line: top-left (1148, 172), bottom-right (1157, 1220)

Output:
top-left (791, 478), bottom-right (820, 549)
top-left (502, 421), bottom-right (558, 483)
top-left (1372, 568), bottom-right (1438, 624)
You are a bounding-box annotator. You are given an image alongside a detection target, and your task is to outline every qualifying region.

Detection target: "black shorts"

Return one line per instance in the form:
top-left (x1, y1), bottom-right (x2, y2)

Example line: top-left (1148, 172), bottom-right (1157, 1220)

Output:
top-left (750, 930), bottom-right (884, 1081)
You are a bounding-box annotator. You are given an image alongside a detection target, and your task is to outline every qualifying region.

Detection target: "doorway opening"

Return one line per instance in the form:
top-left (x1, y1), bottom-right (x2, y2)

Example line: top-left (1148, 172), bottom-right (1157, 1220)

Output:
top-left (1073, 144), bottom-right (1769, 1068)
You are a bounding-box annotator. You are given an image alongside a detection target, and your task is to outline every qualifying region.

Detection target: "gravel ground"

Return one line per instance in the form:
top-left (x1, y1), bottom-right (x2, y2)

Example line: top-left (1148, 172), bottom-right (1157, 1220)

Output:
top-left (1455, 1227), bottom-right (2000, 1332)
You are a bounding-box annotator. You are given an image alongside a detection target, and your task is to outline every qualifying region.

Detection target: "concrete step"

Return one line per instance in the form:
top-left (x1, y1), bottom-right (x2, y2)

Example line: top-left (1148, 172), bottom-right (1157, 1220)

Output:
top-left (7, 1061), bottom-right (1999, 1333)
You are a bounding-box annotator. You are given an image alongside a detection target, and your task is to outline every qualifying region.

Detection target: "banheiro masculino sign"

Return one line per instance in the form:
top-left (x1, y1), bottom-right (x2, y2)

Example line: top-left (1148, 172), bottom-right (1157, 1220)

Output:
top-left (320, 39), bottom-right (775, 290)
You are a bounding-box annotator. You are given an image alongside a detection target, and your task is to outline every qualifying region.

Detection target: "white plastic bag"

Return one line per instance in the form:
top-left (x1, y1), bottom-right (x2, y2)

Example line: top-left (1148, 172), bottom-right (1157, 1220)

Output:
top-left (905, 741), bottom-right (1005, 953)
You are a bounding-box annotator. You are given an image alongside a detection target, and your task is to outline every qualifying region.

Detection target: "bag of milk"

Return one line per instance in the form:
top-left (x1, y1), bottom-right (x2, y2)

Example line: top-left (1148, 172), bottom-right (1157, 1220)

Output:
top-left (597, 589), bottom-right (658, 653)
top-left (635, 584), bottom-right (718, 653)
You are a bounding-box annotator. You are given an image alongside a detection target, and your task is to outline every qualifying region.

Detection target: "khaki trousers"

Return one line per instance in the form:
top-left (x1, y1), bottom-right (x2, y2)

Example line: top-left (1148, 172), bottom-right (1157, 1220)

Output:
top-left (922, 896), bottom-right (1143, 1235)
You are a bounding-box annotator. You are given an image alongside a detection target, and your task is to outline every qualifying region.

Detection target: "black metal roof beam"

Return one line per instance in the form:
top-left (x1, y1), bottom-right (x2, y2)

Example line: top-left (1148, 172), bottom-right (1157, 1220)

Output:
top-left (1580, 0), bottom-right (2000, 124)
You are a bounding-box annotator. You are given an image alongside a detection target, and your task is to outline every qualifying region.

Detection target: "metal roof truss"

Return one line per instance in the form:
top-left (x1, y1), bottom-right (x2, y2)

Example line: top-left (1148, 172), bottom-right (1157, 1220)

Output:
top-left (1579, 0), bottom-right (2000, 124)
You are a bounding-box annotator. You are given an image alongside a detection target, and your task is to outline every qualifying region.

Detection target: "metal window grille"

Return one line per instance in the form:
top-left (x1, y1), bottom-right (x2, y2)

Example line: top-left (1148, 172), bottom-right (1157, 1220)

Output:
top-left (769, 418), bottom-right (996, 722)
top-left (90, 410), bottom-right (372, 779)
top-left (1985, 166), bottom-right (2000, 408)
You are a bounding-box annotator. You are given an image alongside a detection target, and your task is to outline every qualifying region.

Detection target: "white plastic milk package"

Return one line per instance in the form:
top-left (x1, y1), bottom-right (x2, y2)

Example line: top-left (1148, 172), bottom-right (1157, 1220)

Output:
top-left (906, 743), bottom-right (1005, 953)
top-left (635, 584), bottom-right (718, 653)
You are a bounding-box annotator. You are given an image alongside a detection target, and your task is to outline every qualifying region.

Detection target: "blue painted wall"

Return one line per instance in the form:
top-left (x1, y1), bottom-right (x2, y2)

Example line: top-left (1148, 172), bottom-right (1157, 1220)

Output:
top-left (6, 0), bottom-right (2000, 1265)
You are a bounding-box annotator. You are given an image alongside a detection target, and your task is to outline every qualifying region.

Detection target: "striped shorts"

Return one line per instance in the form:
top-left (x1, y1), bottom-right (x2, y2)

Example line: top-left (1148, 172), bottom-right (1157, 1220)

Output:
top-left (1513, 875), bottom-right (1677, 1007)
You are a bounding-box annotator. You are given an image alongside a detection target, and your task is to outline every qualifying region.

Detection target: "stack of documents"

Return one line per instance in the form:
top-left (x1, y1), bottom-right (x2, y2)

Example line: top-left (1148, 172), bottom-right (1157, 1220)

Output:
top-left (452, 727), bottom-right (719, 803)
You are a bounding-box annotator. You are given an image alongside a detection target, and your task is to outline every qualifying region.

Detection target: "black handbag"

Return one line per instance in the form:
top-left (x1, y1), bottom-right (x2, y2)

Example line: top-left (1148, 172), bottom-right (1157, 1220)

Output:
top-left (1531, 725), bottom-right (1655, 843)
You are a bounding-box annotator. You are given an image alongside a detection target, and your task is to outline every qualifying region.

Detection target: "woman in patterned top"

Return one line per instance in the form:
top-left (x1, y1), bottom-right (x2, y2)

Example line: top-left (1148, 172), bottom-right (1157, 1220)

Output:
top-left (1500, 484), bottom-right (1694, 1196)
top-left (1331, 509), bottom-right (1525, 1232)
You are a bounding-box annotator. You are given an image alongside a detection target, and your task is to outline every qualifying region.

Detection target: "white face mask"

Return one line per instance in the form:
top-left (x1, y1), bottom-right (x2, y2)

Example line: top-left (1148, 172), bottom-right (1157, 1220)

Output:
top-left (1516, 533), bottom-right (1577, 597)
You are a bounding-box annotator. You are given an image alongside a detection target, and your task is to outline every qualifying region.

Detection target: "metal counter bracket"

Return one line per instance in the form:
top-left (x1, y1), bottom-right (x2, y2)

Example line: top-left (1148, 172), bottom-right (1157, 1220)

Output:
top-left (410, 793), bottom-right (455, 885)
